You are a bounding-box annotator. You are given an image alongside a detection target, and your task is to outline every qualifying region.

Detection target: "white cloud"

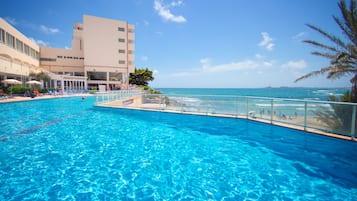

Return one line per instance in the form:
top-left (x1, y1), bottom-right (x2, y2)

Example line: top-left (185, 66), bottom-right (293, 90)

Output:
top-left (4, 17), bottom-right (17, 25)
top-left (154, 0), bottom-right (186, 23)
top-left (65, 46), bottom-right (70, 49)
top-left (258, 32), bottom-right (275, 51)
top-left (281, 60), bottom-right (307, 70)
top-left (40, 25), bottom-right (59, 34)
top-left (153, 69), bottom-right (159, 74)
top-left (29, 37), bottom-right (50, 46)
top-left (202, 60), bottom-right (259, 73)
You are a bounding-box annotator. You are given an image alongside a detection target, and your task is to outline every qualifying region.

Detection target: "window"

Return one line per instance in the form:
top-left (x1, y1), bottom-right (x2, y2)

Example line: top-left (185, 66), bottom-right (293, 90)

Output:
top-left (40, 57), bottom-right (56, 62)
top-left (118, 27), bottom-right (125, 32)
top-left (118, 49), bottom-right (125, 54)
top-left (24, 44), bottom-right (30, 55)
top-left (30, 48), bottom-right (36, 58)
top-left (57, 56), bottom-right (63, 58)
top-left (118, 60), bottom-right (125, 64)
top-left (6, 33), bottom-right (15, 48)
top-left (16, 39), bottom-right (23, 52)
top-left (0, 29), bottom-right (4, 43)
top-left (35, 51), bottom-right (39, 60)
top-left (118, 38), bottom-right (125, 43)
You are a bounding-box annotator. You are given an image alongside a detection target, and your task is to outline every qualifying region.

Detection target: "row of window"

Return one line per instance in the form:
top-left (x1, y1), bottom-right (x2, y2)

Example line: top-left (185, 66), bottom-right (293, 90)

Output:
top-left (57, 56), bottom-right (84, 60)
top-left (40, 56), bottom-right (85, 62)
top-left (0, 28), bottom-right (39, 60)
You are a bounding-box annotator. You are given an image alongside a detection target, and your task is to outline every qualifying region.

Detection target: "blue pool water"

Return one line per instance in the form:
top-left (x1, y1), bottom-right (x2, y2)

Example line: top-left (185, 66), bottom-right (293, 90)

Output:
top-left (0, 97), bottom-right (356, 200)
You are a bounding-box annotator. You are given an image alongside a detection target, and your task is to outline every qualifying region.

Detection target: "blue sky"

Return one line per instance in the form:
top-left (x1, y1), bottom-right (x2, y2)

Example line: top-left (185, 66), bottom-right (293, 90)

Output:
top-left (0, 0), bottom-right (351, 88)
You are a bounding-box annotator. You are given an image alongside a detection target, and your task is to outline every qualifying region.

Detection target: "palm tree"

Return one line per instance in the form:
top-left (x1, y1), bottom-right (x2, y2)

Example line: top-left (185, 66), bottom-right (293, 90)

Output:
top-left (29, 71), bottom-right (51, 88)
top-left (295, 0), bottom-right (357, 102)
top-left (129, 68), bottom-right (154, 86)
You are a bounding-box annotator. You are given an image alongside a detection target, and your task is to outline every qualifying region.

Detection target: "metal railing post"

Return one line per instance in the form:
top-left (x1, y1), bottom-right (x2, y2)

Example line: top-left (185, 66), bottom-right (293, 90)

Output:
top-left (270, 99), bottom-right (274, 124)
top-left (246, 97), bottom-right (249, 118)
top-left (304, 101), bottom-right (307, 131)
top-left (351, 105), bottom-right (356, 139)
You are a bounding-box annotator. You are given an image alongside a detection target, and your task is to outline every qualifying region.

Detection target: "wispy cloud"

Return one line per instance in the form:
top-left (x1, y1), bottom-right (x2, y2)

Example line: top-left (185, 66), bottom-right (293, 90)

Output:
top-left (154, 0), bottom-right (186, 23)
top-left (4, 17), bottom-right (17, 25)
top-left (172, 58), bottom-right (274, 77)
top-left (292, 32), bottom-right (307, 41)
top-left (156, 31), bottom-right (163, 36)
top-left (40, 25), bottom-right (59, 34)
top-left (29, 37), bottom-right (50, 46)
top-left (255, 54), bottom-right (265, 59)
top-left (202, 60), bottom-right (260, 73)
top-left (143, 20), bottom-right (150, 26)
top-left (281, 60), bottom-right (307, 70)
top-left (141, 56), bottom-right (149, 61)
top-left (258, 32), bottom-right (275, 51)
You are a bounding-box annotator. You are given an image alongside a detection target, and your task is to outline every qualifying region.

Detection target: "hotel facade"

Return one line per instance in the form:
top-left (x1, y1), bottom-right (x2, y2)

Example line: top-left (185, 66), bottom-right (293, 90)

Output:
top-left (0, 15), bottom-right (135, 91)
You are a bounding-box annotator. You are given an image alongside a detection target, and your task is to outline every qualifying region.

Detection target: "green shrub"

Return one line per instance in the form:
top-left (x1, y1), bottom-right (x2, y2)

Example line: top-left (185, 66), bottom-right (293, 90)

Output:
top-left (11, 86), bottom-right (33, 94)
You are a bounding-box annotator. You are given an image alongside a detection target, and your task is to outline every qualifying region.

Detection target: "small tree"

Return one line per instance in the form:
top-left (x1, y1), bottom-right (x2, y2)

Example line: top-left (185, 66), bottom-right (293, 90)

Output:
top-left (129, 68), bottom-right (154, 86)
top-left (29, 71), bottom-right (51, 88)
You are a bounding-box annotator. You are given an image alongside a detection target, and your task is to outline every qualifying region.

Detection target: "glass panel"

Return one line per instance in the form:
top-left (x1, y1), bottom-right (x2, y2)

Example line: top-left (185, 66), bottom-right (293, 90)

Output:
top-left (307, 102), bottom-right (352, 136)
top-left (87, 71), bottom-right (106, 80)
top-left (109, 72), bottom-right (122, 81)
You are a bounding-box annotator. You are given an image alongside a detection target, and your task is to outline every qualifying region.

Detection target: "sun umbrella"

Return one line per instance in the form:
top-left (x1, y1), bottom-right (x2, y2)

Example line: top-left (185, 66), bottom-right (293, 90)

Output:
top-left (2, 79), bottom-right (21, 85)
top-left (26, 80), bottom-right (42, 85)
top-left (1, 79), bottom-right (22, 96)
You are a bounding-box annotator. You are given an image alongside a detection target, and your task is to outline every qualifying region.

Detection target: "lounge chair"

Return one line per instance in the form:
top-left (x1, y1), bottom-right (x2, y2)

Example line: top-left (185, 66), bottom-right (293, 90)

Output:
top-left (0, 89), bottom-right (8, 99)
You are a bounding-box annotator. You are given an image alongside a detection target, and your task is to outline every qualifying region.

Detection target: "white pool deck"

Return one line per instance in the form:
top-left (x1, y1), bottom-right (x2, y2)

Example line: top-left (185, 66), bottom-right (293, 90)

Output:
top-left (0, 93), bottom-right (93, 103)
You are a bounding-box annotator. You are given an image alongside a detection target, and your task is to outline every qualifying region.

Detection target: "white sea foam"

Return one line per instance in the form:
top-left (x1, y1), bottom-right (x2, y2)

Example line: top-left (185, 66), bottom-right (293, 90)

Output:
top-left (256, 103), bottom-right (305, 107)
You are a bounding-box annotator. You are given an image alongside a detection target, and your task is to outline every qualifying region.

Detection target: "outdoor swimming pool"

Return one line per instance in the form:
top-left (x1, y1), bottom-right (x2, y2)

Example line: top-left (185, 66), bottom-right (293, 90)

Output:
top-left (0, 97), bottom-right (356, 200)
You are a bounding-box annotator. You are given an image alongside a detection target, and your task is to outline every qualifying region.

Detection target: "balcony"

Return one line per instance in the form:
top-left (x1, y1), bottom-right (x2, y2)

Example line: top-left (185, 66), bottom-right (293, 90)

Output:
top-left (128, 54), bottom-right (135, 62)
top-left (128, 32), bottom-right (135, 40)
top-left (128, 43), bottom-right (135, 51)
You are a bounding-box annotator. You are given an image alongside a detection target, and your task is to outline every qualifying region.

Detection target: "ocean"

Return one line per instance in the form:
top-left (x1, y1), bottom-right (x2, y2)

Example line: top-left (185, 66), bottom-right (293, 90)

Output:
top-left (157, 87), bottom-right (349, 101)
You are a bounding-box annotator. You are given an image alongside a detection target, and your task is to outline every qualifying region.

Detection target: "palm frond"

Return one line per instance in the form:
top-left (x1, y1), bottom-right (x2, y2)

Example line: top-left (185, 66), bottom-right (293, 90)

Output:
top-left (306, 24), bottom-right (348, 50)
top-left (310, 51), bottom-right (337, 59)
top-left (337, 0), bottom-right (357, 45)
top-left (294, 66), bottom-right (334, 82)
top-left (303, 40), bottom-right (339, 52)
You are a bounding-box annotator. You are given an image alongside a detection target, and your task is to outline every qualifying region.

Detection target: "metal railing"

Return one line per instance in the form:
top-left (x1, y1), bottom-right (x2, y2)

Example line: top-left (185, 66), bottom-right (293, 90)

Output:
top-left (94, 89), bottom-right (142, 105)
top-left (94, 92), bottom-right (357, 139)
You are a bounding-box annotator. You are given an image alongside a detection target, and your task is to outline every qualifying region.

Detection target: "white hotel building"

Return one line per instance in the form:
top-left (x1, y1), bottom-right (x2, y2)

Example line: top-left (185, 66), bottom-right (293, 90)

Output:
top-left (0, 15), bottom-right (135, 91)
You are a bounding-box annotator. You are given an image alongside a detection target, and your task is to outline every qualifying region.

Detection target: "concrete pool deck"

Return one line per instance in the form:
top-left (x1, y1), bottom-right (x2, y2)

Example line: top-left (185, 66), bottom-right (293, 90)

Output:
top-left (0, 93), bottom-right (93, 103)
